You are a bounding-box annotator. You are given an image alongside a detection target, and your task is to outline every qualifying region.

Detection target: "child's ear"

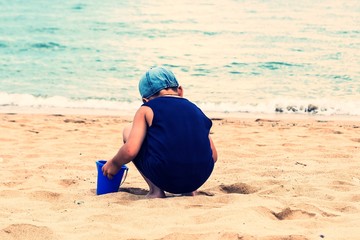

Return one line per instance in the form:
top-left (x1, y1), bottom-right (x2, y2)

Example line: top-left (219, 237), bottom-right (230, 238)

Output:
top-left (142, 98), bottom-right (149, 103)
top-left (178, 86), bottom-right (184, 97)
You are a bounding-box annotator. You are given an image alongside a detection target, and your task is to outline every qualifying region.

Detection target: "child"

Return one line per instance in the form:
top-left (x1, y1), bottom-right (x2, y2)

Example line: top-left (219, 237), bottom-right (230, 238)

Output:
top-left (102, 66), bottom-right (218, 198)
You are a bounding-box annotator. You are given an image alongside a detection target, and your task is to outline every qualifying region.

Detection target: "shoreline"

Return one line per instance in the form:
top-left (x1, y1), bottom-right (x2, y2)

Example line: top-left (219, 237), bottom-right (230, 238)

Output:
top-left (1, 105), bottom-right (359, 122)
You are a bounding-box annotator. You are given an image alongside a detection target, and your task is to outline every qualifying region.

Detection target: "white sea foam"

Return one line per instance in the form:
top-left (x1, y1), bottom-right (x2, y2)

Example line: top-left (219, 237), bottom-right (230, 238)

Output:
top-left (0, 92), bottom-right (139, 112)
top-left (1, 92), bottom-right (359, 117)
top-left (197, 99), bottom-right (360, 116)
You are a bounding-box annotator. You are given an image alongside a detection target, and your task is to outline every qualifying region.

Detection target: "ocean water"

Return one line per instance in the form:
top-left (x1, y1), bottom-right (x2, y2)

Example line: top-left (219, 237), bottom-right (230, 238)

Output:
top-left (0, 0), bottom-right (359, 116)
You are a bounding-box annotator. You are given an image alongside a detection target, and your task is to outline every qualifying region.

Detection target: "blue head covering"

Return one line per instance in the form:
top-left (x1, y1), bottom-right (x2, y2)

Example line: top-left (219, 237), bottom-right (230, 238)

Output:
top-left (138, 66), bottom-right (179, 98)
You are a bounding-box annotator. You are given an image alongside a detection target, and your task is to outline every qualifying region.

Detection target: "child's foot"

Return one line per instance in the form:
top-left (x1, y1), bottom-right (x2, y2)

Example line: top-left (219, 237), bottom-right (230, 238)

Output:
top-left (146, 189), bottom-right (166, 198)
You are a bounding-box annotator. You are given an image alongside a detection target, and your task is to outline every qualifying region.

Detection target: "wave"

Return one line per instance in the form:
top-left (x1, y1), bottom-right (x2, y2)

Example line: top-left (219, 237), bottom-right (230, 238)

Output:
top-left (1, 92), bottom-right (359, 117)
top-left (198, 100), bottom-right (360, 116)
top-left (0, 92), bottom-right (139, 112)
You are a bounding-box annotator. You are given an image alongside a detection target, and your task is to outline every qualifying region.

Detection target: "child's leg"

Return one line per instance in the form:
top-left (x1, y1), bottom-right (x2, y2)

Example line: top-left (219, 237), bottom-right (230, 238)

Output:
top-left (123, 125), bottom-right (166, 198)
top-left (139, 171), bottom-right (166, 198)
top-left (122, 124), bottom-right (132, 143)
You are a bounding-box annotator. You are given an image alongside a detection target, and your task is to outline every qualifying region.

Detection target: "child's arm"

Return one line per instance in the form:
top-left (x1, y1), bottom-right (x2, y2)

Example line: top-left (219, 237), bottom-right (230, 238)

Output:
top-left (102, 106), bottom-right (150, 179)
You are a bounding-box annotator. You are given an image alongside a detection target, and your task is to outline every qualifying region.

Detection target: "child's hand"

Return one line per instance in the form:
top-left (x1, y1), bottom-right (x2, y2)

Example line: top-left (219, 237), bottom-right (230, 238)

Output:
top-left (102, 160), bottom-right (121, 179)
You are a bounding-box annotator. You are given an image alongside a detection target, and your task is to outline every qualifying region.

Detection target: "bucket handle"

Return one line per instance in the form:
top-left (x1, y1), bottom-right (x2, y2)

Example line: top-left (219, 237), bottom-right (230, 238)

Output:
top-left (120, 167), bottom-right (128, 187)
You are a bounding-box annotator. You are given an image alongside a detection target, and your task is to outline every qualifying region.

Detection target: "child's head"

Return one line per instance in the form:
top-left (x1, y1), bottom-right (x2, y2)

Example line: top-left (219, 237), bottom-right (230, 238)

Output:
top-left (138, 66), bottom-right (179, 99)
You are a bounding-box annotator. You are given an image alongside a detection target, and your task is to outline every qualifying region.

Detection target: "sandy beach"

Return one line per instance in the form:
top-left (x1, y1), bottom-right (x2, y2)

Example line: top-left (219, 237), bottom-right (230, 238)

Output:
top-left (0, 112), bottom-right (359, 240)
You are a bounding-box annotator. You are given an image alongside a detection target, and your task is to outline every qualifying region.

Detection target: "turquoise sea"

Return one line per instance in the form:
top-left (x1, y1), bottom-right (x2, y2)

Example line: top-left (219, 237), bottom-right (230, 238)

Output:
top-left (0, 0), bottom-right (359, 116)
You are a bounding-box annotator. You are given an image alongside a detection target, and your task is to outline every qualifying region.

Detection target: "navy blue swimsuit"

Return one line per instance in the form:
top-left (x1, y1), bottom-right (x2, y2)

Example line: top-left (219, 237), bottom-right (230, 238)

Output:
top-left (133, 96), bottom-right (214, 194)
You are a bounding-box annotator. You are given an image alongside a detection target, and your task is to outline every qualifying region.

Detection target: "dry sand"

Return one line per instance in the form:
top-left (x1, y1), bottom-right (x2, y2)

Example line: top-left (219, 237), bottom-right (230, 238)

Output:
top-left (0, 112), bottom-right (359, 240)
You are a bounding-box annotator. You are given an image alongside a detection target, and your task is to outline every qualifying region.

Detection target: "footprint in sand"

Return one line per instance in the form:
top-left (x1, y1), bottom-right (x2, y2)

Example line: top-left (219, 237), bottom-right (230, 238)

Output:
top-left (1, 181), bottom-right (23, 188)
top-left (219, 183), bottom-right (258, 194)
top-left (271, 207), bottom-right (316, 220)
top-left (29, 190), bottom-right (62, 202)
top-left (0, 224), bottom-right (55, 240)
top-left (58, 178), bottom-right (78, 187)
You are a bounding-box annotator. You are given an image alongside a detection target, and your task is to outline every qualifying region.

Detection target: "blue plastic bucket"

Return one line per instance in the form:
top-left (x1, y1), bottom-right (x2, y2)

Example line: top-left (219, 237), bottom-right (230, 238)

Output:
top-left (96, 160), bottom-right (128, 195)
